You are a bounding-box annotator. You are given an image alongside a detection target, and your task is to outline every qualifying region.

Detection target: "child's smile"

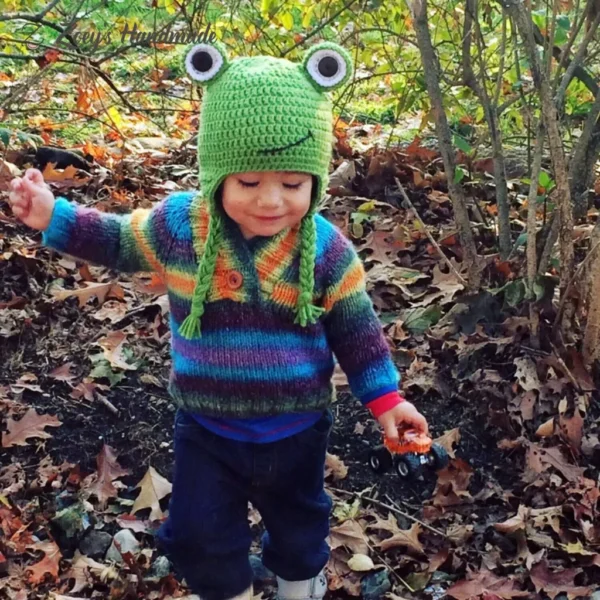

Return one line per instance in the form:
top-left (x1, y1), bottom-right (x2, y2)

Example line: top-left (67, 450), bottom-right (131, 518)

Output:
top-left (220, 171), bottom-right (313, 240)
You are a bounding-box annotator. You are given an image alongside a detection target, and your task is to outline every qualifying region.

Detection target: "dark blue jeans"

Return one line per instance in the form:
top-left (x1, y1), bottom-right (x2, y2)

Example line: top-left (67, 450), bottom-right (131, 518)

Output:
top-left (156, 408), bottom-right (333, 600)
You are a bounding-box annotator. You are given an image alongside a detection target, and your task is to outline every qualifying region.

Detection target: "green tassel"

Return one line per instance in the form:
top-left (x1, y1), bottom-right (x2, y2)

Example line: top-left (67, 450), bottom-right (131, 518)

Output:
top-left (294, 302), bottom-right (325, 327)
top-left (178, 312), bottom-right (202, 339)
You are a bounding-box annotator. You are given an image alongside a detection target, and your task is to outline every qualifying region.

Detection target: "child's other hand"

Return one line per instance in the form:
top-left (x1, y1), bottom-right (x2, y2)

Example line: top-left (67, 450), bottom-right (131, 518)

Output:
top-left (7, 168), bottom-right (55, 231)
top-left (377, 401), bottom-right (429, 441)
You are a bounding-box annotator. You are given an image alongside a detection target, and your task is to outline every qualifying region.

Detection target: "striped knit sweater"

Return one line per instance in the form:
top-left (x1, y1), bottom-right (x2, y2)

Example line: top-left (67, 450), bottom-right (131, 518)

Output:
top-left (41, 190), bottom-right (403, 419)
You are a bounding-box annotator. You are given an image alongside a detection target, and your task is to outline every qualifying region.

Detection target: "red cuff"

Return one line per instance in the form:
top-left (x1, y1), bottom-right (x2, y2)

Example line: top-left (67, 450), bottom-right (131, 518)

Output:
top-left (366, 391), bottom-right (405, 418)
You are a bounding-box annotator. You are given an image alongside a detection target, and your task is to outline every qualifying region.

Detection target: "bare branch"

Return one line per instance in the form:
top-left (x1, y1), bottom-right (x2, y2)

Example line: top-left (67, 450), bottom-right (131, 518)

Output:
top-left (555, 8), bottom-right (600, 110)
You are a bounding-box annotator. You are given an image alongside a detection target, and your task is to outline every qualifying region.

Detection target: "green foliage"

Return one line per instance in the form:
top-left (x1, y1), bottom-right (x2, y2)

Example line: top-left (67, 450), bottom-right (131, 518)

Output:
top-left (401, 305), bottom-right (443, 334)
top-left (0, 0), bottom-right (597, 171)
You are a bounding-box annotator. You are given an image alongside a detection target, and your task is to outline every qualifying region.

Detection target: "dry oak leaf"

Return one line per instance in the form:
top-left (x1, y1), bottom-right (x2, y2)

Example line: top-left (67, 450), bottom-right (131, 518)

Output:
top-left (432, 459), bottom-right (474, 508)
top-left (367, 513), bottom-right (425, 554)
top-left (131, 466), bottom-right (172, 521)
top-left (51, 281), bottom-right (118, 307)
top-left (83, 445), bottom-right (129, 508)
top-left (2, 408), bottom-right (62, 448)
top-left (529, 560), bottom-right (593, 600)
top-left (325, 453), bottom-right (348, 481)
top-left (65, 551), bottom-right (112, 594)
top-left (525, 442), bottom-right (585, 482)
top-left (433, 428), bottom-right (461, 459)
top-left (26, 540), bottom-right (62, 585)
top-left (96, 330), bottom-right (137, 371)
top-left (327, 547), bottom-right (362, 596)
top-left (514, 357), bottom-right (541, 392)
top-left (494, 504), bottom-right (529, 534)
top-left (446, 568), bottom-right (528, 599)
top-left (49, 362), bottom-right (77, 384)
top-left (378, 522), bottom-right (424, 554)
top-left (329, 519), bottom-right (369, 555)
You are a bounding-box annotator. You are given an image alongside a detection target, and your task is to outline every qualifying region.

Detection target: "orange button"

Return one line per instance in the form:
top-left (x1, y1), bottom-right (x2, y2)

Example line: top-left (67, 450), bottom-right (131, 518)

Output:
top-left (227, 270), bottom-right (243, 290)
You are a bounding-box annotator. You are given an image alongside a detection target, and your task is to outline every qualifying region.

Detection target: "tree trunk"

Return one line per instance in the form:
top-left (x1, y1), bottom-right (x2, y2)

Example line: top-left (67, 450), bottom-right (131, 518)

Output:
top-left (568, 88), bottom-right (600, 220)
top-left (502, 0), bottom-right (575, 331)
top-left (527, 124), bottom-right (545, 348)
top-left (582, 247), bottom-right (600, 366)
top-left (463, 0), bottom-right (511, 259)
top-left (409, 0), bottom-right (482, 288)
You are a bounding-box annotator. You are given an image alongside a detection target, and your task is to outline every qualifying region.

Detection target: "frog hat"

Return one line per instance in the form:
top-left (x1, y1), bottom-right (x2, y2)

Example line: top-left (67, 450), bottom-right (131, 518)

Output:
top-left (179, 40), bottom-right (353, 339)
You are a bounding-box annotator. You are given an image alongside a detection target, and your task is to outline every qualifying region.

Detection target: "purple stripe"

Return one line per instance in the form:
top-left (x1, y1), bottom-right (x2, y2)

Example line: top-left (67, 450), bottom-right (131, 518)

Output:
top-left (168, 297), bottom-right (324, 334)
top-left (325, 300), bottom-right (391, 374)
top-left (68, 208), bottom-right (121, 265)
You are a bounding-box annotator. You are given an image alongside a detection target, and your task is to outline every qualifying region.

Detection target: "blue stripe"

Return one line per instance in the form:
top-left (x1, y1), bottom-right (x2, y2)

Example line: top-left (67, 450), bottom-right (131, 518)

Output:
top-left (170, 320), bottom-right (331, 351)
top-left (164, 191), bottom-right (195, 240)
top-left (360, 383), bottom-right (399, 405)
top-left (192, 412), bottom-right (321, 443)
top-left (41, 197), bottom-right (77, 252)
top-left (347, 356), bottom-right (401, 398)
top-left (314, 214), bottom-right (337, 261)
top-left (173, 353), bottom-right (335, 380)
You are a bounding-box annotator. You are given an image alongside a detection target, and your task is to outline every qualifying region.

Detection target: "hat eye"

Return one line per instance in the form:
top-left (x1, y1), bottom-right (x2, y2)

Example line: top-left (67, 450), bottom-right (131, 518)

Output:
top-left (185, 43), bottom-right (224, 82)
top-left (306, 49), bottom-right (347, 88)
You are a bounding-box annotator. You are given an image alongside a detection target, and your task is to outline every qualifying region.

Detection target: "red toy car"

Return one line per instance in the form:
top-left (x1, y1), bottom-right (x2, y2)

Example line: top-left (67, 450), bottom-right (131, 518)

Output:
top-left (369, 425), bottom-right (449, 478)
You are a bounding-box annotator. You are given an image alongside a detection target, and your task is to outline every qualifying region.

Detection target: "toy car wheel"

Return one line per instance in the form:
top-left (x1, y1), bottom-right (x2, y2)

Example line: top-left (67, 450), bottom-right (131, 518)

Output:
top-left (369, 446), bottom-right (392, 474)
top-left (394, 454), bottom-right (421, 478)
top-left (430, 443), bottom-right (450, 471)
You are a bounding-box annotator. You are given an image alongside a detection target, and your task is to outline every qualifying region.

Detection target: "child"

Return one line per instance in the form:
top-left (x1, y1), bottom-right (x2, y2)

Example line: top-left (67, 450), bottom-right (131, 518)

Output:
top-left (7, 41), bottom-right (428, 600)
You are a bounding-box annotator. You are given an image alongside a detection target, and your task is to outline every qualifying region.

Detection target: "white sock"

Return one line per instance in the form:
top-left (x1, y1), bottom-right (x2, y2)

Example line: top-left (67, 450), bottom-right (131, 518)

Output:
top-left (182, 585), bottom-right (253, 600)
top-left (277, 569), bottom-right (327, 600)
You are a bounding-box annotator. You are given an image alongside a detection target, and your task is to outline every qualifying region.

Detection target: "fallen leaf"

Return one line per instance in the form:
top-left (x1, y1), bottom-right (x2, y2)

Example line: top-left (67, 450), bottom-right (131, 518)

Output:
top-left (434, 428), bottom-right (461, 459)
top-left (378, 522), bottom-right (424, 554)
top-left (325, 453), bottom-right (348, 481)
top-left (83, 445), bottom-right (129, 508)
top-left (529, 560), bottom-right (593, 599)
top-left (514, 357), bottom-right (541, 392)
top-left (446, 568), bottom-right (528, 599)
top-left (26, 540), bottom-right (62, 584)
top-left (131, 466), bottom-right (172, 521)
top-left (535, 417), bottom-right (556, 438)
top-left (2, 408), bottom-right (62, 447)
top-left (330, 520), bottom-right (369, 555)
top-left (347, 553), bottom-right (375, 571)
top-left (51, 281), bottom-right (117, 307)
top-left (48, 362), bottom-right (77, 384)
top-left (494, 505), bottom-right (529, 534)
top-left (96, 331), bottom-right (137, 371)
top-left (525, 443), bottom-right (585, 482)
top-left (64, 551), bottom-right (109, 593)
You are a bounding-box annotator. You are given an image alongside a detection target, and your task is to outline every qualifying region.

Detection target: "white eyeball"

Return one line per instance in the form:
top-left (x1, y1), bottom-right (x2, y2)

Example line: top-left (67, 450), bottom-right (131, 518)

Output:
top-left (305, 49), bottom-right (347, 88)
top-left (185, 44), bottom-right (224, 82)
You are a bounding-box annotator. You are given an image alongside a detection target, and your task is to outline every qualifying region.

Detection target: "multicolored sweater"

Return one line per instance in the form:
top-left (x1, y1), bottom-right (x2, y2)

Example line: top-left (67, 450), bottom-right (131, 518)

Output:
top-left (41, 191), bottom-right (403, 422)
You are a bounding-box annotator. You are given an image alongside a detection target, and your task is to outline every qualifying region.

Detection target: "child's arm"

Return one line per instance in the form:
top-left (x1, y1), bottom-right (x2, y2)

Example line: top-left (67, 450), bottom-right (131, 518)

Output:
top-left (42, 196), bottom-right (168, 274)
top-left (9, 169), bottom-right (169, 275)
top-left (322, 230), bottom-right (428, 439)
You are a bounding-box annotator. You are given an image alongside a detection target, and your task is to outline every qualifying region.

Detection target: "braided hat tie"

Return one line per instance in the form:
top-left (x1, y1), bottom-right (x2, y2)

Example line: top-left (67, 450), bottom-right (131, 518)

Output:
top-left (179, 40), bottom-right (353, 339)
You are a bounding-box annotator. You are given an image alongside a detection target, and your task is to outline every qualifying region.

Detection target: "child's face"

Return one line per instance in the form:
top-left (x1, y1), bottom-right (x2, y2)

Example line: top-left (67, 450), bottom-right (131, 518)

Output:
top-left (221, 171), bottom-right (313, 239)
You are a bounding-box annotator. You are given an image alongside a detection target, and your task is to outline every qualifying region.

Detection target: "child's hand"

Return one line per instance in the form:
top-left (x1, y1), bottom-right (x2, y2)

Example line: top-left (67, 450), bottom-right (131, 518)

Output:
top-left (7, 168), bottom-right (55, 231)
top-left (377, 401), bottom-right (429, 442)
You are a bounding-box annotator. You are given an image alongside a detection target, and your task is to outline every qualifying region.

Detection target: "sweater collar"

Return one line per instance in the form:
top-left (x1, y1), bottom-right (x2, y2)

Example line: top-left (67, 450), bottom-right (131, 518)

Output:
top-left (189, 194), bottom-right (302, 291)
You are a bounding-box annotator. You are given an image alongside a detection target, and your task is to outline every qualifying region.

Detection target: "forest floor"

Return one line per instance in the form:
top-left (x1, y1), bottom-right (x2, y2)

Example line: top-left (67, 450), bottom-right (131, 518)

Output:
top-left (1, 127), bottom-right (599, 600)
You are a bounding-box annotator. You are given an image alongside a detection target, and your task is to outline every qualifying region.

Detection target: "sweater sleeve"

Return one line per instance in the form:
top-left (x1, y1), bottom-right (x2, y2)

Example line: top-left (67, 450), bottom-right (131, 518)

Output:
top-left (41, 196), bottom-right (170, 275)
top-left (322, 229), bottom-right (403, 415)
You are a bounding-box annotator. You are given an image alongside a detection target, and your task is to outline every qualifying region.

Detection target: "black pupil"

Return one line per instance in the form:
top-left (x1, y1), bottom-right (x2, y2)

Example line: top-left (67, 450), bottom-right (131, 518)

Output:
top-left (318, 56), bottom-right (339, 78)
top-left (192, 51), bottom-right (213, 73)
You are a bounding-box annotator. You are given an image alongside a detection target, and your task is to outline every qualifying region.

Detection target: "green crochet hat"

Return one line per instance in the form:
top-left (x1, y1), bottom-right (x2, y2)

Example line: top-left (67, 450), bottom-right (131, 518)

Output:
top-left (179, 40), bottom-right (353, 339)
